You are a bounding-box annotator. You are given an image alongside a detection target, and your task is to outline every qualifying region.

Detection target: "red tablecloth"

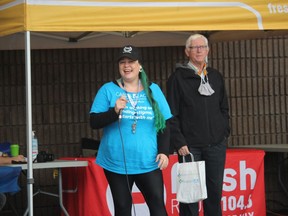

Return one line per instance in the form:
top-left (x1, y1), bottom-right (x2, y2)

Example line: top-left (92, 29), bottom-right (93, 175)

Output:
top-left (62, 149), bottom-right (266, 216)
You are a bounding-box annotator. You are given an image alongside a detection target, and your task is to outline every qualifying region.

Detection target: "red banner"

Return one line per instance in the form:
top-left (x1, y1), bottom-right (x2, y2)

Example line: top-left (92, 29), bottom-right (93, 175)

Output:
top-left (62, 149), bottom-right (265, 216)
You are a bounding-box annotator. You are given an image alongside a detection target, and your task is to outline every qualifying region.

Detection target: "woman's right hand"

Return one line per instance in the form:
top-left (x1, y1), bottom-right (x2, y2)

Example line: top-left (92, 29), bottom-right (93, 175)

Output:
top-left (114, 95), bottom-right (127, 114)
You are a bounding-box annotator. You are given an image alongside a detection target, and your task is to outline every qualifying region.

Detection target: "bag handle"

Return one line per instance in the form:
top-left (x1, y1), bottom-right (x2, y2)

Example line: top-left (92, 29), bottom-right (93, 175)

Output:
top-left (182, 153), bottom-right (195, 162)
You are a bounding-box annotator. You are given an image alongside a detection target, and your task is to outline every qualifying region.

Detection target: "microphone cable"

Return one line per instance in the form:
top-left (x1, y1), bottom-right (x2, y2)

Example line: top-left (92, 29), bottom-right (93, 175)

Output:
top-left (118, 118), bottom-right (137, 216)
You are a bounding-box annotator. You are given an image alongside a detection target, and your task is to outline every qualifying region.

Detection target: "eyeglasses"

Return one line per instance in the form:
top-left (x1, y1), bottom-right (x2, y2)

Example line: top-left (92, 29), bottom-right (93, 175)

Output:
top-left (188, 45), bottom-right (208, 51)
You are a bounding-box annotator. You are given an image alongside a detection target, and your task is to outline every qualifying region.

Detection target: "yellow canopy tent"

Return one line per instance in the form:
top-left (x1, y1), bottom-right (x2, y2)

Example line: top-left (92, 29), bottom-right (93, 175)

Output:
top-left (1, 0), bottom-right (288, 49)
top-left (1, 0), bottom-right (288, 35)
top-left (0, 1), bottom-right (287, 215)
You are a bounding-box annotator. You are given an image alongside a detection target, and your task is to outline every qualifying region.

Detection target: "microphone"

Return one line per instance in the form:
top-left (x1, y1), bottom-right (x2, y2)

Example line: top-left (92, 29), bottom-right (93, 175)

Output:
top-left (119, 109), bottom-right (123, 121)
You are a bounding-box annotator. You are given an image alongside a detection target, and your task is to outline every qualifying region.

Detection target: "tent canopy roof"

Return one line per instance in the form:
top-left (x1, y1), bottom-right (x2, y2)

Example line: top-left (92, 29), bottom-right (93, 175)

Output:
top-left (1, 0), bottom-right (288, 36)
top-left (1, 0), bottom-right (287, 49)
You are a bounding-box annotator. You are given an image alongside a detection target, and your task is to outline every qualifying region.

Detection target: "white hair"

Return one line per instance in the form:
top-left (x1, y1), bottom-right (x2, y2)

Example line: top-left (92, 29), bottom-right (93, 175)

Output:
top-left (185, 34), bottom-right (209, 48)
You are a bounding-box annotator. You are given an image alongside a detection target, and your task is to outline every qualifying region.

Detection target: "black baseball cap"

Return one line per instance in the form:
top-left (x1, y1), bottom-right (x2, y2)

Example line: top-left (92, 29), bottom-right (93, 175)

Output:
top-left (117, 45), bottom-right (140, 62)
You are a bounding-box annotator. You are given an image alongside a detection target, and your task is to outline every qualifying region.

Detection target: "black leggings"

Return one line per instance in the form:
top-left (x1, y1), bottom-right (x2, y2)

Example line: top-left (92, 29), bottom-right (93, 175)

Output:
top-left (104, 169), bottom-right (168, 216)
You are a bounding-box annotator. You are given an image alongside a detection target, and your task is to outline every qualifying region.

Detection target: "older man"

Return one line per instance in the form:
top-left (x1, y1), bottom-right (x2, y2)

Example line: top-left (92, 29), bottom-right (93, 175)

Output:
top-left (167, 34), bottom-right (230, 216)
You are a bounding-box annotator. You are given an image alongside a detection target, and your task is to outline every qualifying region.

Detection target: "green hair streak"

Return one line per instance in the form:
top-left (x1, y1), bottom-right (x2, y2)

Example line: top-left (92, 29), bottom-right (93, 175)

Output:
top-left (139, 68), bottom-right (166, 133)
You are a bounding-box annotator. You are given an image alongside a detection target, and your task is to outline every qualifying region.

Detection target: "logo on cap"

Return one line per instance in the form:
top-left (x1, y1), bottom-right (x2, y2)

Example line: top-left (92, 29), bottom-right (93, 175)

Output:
top-left (123, 46), bottom-right (133, 54)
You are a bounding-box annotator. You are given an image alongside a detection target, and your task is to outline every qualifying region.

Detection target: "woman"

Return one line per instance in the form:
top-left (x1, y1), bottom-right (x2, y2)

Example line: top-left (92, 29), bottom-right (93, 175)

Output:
top-left (90, 45), bottom-right (172, 216)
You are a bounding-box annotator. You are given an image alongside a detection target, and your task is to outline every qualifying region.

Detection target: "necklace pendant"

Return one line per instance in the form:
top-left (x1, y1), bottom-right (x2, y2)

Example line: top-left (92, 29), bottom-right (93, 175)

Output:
top-left (132, 123), bottom-right (137, 134)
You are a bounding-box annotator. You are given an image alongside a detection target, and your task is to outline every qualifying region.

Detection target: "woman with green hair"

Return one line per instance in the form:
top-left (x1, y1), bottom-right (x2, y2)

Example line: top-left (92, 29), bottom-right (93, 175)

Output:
top-left (90, 45), bottom-right (172, 216)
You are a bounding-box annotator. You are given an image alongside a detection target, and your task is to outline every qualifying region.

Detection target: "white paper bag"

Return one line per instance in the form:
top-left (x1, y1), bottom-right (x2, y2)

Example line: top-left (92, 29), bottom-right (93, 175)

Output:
top-left (176, 153), bottom-right (207, 203)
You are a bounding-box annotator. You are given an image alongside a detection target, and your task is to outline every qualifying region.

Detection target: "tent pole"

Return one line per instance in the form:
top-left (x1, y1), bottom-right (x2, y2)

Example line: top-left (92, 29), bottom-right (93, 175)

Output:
top-left (25, 31), bottom-right (34, 216)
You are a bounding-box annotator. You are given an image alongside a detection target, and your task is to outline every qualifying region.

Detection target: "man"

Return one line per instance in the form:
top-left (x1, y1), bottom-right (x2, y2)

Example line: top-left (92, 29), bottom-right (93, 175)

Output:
top-left (167, 34), bottom-right (230, 216)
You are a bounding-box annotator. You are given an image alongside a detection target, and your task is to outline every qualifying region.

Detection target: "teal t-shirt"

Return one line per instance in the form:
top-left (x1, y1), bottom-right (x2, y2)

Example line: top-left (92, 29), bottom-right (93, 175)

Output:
top-left (90, 81), bottom-right (172, 174)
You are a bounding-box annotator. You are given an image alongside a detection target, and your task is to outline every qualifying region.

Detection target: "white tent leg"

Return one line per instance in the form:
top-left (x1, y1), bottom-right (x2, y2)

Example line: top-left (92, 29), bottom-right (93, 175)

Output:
top-left (25, 31), bottom-right (34, 216)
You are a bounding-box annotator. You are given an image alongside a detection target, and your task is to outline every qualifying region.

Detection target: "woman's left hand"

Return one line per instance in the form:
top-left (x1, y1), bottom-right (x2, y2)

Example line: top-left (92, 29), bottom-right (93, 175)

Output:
top-left (156, 154), bottom-right (169, 170)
